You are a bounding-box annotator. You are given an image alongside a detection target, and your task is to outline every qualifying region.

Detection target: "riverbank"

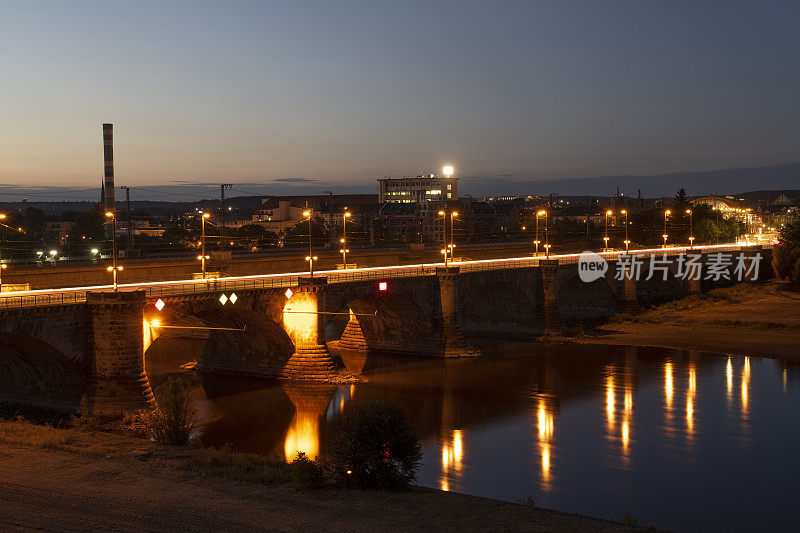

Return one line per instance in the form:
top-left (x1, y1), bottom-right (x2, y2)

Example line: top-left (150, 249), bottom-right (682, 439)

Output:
top-left (577, 281), bottom-right (800, 358)
top-left (0, 420), bottom-right (641, 532)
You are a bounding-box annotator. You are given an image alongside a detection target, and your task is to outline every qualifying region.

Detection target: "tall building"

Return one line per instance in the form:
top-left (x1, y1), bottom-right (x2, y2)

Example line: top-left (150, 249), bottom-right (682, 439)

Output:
top-left (378, 173), bottom-right (458, 203)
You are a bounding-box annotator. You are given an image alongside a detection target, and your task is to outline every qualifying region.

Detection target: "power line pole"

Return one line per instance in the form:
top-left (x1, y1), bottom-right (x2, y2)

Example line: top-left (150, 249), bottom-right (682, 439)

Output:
top-left (120, 186), bottom-right (132, 254)
top-left (220, 184), bottom-right (233, 252)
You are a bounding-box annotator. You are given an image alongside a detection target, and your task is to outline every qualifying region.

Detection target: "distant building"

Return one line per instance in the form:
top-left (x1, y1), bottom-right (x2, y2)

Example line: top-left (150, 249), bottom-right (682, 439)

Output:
top-left (250, 194), bottom-right (378, 232)
top-left (378, 174), bottom-right (458, 203)
top-left (44, 221), bottom-right (75, 244)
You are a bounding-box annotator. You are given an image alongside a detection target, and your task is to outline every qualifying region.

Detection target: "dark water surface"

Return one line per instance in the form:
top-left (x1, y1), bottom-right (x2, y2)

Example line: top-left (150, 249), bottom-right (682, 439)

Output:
top-left (147, 341), bottom-right (800, 532)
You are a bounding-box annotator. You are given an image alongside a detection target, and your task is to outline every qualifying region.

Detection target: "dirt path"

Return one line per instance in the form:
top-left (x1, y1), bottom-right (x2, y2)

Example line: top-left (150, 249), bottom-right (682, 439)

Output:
top-left (578, 282), bottom-right (800, 358)
top-left (0, 422), bottom-right (638, 532)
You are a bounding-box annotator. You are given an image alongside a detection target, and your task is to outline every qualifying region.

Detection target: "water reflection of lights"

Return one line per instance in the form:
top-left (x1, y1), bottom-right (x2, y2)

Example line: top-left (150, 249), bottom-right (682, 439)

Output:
top-left (284, 412), bottom-right (319, 461)
top-left (726, 357), bottom-right (733, 403)
top-left (536, 399), bottom-right (554, 487)
top-left (606, 374), bottom-right (615, 430)
top-left (665, 361), bottom-right (674, 410)
top-left (440, 429), bottom-right (464, 491)
top-left (686, 362), bottom-right (696, 435)
top-left (622, 389), bottom-right (633, 453)
top-left (741, 356), bottom-right (750, 416)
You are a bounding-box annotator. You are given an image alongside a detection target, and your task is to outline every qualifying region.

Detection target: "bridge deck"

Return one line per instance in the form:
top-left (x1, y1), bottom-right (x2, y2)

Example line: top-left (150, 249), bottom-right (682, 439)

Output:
top-left (0, 243), bottom-right (757, 309)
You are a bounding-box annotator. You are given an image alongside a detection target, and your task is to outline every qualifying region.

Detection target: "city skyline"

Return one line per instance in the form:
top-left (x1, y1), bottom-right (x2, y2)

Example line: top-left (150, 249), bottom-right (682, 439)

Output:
top-left (2, 1), bottom-right (799, 190)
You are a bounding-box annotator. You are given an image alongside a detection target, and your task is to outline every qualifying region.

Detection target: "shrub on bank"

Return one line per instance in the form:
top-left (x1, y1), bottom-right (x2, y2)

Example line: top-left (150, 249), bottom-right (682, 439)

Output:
top-left (147, 376), bottom-right (199, 445)
top-left (71, 395), bottom-right (102, 431)
top-left (291, 452), bottom-right (326, 491)
top-left (329, 400), bottom-right (422, 491)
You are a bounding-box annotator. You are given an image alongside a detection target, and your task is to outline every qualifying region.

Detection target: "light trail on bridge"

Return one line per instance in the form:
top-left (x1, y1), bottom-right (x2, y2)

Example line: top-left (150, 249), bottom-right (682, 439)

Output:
top-left (0, 242), bottom-right (761, 302)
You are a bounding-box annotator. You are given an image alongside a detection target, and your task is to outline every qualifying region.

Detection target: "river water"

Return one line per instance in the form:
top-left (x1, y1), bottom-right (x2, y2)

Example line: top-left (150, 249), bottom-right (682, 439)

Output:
top-left (147, 341), bottom-right (800, 532)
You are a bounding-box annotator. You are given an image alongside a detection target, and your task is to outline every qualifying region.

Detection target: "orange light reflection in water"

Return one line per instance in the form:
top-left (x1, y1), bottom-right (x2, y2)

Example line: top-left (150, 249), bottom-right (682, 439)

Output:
top-left (741, 356), bottom-right (750, 417)
top-left (726, 357), bottom-right (733, 404)
top-left (605, 374), bottom-right (615, 430)
top-left (622, 389), bottom-right (633, 454)
top-left (284, 411), bottom-right (319, 461)
top-left (440, 429), bottom-right (464, 491)
top-left (686, 362), bottom-right (696, 436)
top-left (537, 399), bottom-right (554, 488)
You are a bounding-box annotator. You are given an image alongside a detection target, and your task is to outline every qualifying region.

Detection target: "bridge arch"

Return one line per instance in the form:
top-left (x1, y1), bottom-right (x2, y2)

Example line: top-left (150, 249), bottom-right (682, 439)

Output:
top-left (335, 292), bottom-right (438, 355)
top-left (556, 275), bottom-right (618, 323)
top-left (459, 280), bottom-right (538, 336)
top-left (143, 296), bottom-right (294, 380)
top-left (0, 331), bottom-right (88, 412)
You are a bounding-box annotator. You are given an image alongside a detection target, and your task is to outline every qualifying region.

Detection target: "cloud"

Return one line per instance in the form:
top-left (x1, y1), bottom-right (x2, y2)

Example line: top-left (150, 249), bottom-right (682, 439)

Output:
top-left (272, 177), bottom-right (317, 183)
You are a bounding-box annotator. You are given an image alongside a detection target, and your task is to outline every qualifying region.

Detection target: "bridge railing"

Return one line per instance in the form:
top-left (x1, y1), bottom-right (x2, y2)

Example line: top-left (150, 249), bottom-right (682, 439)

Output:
top-left (0, 291), bottom-right (87, 309)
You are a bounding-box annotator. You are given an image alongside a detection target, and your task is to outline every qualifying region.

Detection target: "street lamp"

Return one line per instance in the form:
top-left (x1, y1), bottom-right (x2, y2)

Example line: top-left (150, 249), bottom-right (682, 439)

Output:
top-left (438, 210), bottom-right (448, 266)
top-left (306, 255), bottom-right (318, 277)
top-left (443, 165), bottom-right (454, 177)
top-left (106, 265), bottom-right (123, 291)
top-left (303, 210), bottom-right (313, 277)
top-left (534, 210), bottom-right (545, 255)
top-left (199, 212), bottom-right (211, 278)
top-left (686, 209), bottom-right (694, 248)
top-left (663, 210), bottom-right (671, 247)
top-left (542, 210), bottom-right (550, 257)
top-left (604, 210), bottom-right (612, 251)
top-left (341, 210), bottom-right (351, 267)
top-left (104, 210), bottom-right (123, 291)
top-left (621, 210), bottom-right (630, 252)
top-left (449, 211), bottom-right (458, 256)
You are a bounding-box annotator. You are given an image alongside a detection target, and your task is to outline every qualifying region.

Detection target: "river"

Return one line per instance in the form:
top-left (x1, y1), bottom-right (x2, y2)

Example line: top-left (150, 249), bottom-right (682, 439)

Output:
top-left (146, 340), bottom-right (800, 532)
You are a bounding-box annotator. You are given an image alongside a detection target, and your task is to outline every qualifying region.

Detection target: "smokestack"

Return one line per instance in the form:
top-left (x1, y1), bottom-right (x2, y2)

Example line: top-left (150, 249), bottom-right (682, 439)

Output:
top-left (103, 123), bottom-right (115, 212)
top-left (103, 123), bottom-right (115, 239)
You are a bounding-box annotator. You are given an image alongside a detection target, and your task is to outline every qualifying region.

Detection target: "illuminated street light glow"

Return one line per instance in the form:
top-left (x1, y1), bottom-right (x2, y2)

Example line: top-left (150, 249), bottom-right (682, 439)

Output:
top-left (155, 299), bottom-right (165, 311)
top-left (443, 165), bottom-right (454, 176)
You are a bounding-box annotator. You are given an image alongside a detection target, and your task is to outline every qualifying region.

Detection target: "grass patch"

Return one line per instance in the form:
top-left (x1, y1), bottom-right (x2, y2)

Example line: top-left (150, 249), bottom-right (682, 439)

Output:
top-left (182, 444), bottom-right (291, 485)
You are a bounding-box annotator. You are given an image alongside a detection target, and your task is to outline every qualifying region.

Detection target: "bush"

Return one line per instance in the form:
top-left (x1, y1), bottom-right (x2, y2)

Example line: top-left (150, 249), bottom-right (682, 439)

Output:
top-left (71, 395), bottom-right (101, 431)
top-left (329, 400), bottom-right (422, 491)
top-left (147, 376), bottom-right (199, 445)
top-left (792, 257), bottom-right (800, 287)
top-left (291, 452), bottom-right (326, 491)
top-left (772, 244), bottom-right (800, 279)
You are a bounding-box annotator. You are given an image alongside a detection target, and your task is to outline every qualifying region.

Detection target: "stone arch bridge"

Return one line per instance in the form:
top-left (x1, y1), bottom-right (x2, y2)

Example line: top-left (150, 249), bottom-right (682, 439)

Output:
top-left (0, 245), bottom-right (765, 416)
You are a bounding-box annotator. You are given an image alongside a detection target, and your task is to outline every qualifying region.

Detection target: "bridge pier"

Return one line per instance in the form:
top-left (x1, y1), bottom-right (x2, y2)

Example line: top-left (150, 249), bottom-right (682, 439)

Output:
top-left (538, 259), bottom-right (563, 335)
top-left (621, 272), bottom-right (642, 313)
top-left (280, 277), bottom-right (345, 381)
top-left (87, 290), bottom-right (154, 417)
top-left (437, 266), bottom-right (479, 357)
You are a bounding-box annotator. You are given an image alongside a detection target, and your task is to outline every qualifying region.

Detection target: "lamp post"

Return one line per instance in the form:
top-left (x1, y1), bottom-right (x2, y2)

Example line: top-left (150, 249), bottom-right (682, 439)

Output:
top-left (438, 210), bottom-right (447, 266)
top-left (534, 210), bottom-right (545, 255)
top-left (663, 210), bottom-right (671, 247)
top-left (306, 255), bottom-right (317, 277)
top-left (106, 265), bottom-right (123, 291)
top-left (542, 210), bottom-right (550, 257)
top-left (621, 210), bottom-right (630, 252)
top-left (686, 209), bottom-right (694, 248)
top-left (341, 210), bottom-right (351, 267)
top-left (104, 210), bottom-right (120, 290)
top-left (0, 213), bottom-right (5, 288)
top-left (199, 212), bottom-right (211, 278)
top-left (604, 210), bottom-right (612, 251)
top-left (450, 211), bottom-right (458, 260)
top-left (303, 210), bottom-right (313, 276)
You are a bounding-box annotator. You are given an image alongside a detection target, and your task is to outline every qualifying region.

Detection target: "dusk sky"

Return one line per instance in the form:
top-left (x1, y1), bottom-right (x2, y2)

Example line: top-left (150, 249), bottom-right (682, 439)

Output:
top-left (2, 1), bottom-right (798, 195)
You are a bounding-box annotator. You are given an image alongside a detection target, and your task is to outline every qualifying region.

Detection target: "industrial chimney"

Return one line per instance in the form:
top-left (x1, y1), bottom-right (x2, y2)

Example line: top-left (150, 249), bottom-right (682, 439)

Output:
top-left (103, 123), bottom-right (115, 238)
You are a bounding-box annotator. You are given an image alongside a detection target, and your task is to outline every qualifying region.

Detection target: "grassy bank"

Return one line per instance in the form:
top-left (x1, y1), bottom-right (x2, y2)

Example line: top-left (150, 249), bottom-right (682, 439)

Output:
top-left (578, 281), bottom-right (800, 358)
top-left (0, 419), bottom-right (643, 532)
